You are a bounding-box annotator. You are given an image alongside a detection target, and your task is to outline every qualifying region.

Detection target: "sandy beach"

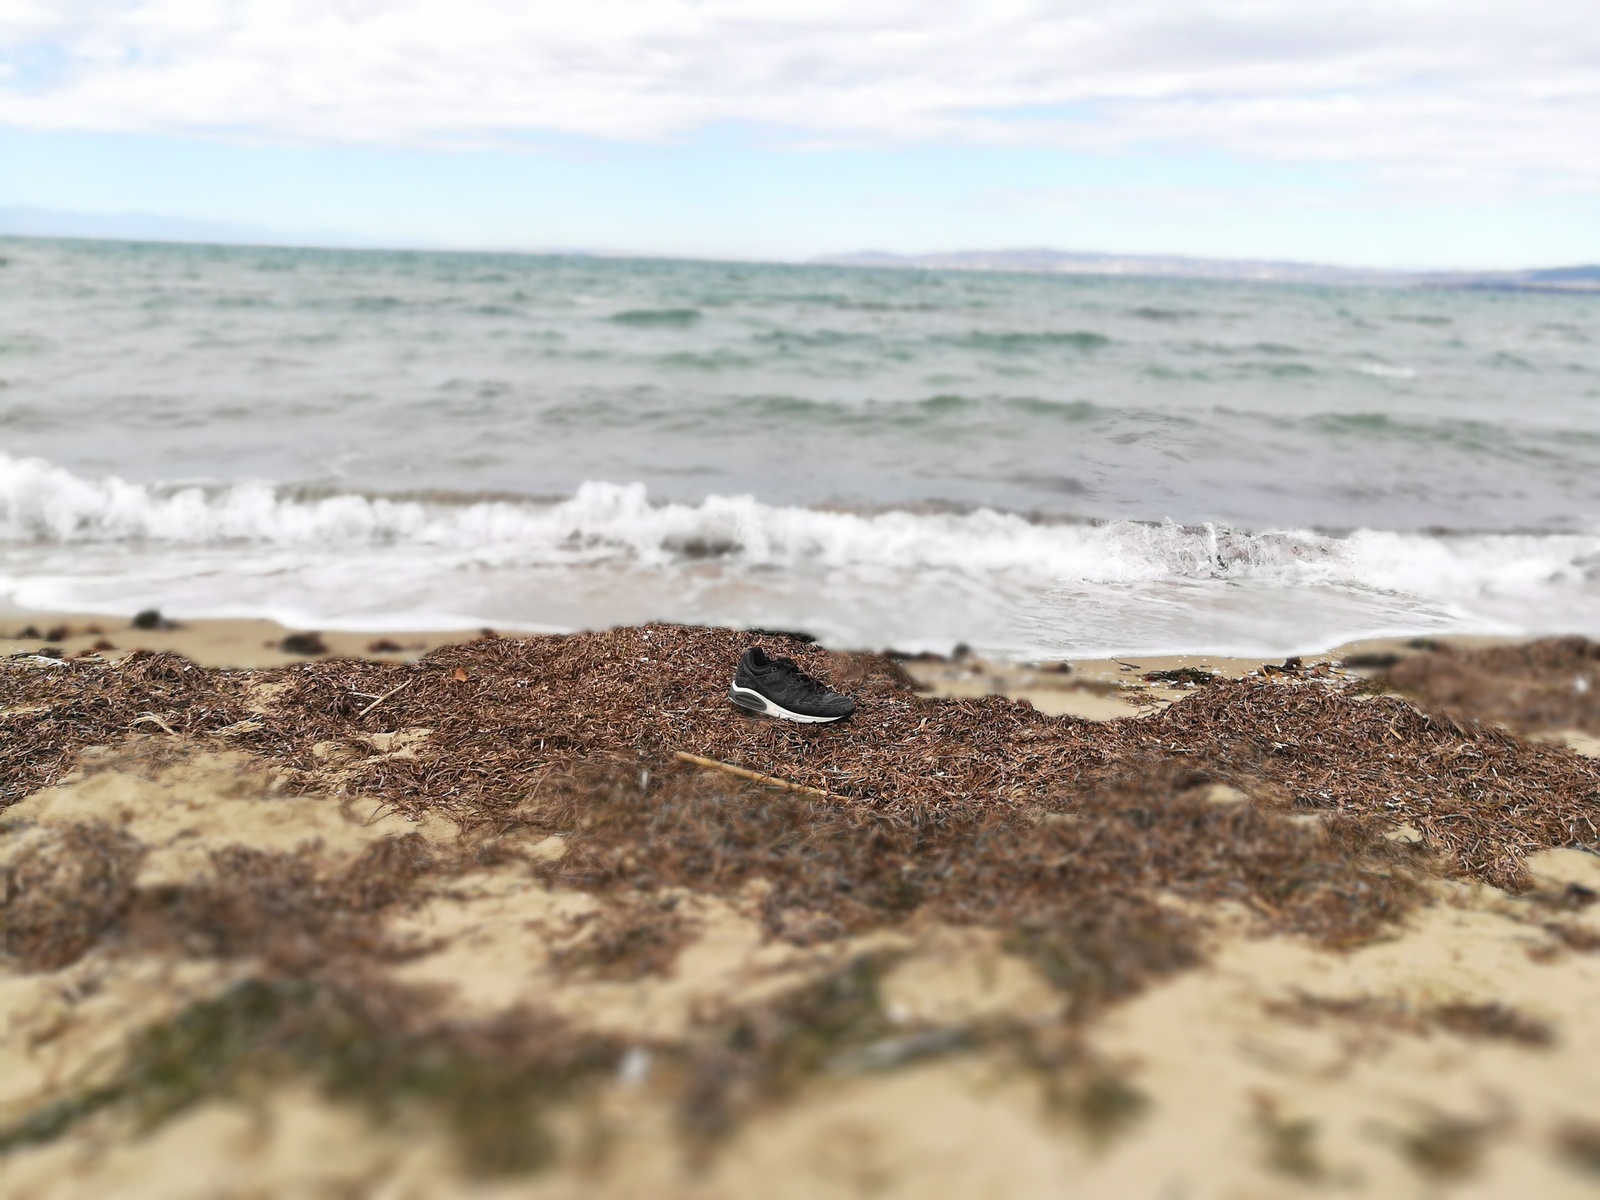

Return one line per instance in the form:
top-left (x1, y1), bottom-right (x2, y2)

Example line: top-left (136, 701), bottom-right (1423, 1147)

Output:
top-left (4, 613), bottom-right (1600, 1198)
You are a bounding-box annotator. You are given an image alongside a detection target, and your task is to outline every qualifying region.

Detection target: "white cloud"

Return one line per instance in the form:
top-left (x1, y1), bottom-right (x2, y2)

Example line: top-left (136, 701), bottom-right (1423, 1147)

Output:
top-left (1, 1), bottom-right (1597, 189)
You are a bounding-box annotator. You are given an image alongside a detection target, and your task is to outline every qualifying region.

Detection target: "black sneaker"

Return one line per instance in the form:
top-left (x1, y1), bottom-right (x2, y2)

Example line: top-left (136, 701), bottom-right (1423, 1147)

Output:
top-left (728, 647), bottom-right (856, 723)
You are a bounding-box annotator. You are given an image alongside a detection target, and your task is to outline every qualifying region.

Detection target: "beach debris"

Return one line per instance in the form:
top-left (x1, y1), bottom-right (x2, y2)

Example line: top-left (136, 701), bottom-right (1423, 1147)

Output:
top-left (131, 609), bottom-right (177, 631)
top-left (747, 626), bottom-right (817, 645)
top-left (131, 712), bottom-right (178, 735)
top-left (1142, 667), bottom-right (1218, 686)
top-left (548, 894), bottom-right (697, 981)
top-left (367, 638), bottom-right (405, 653)
top-left (211, 718), bottom-right (266, 736)
top-left (0, 976), bottom-right (625, 1175)
top-left (355, 677), bottom-right (415, 718)
top-left (1432, 1002), bottom-right (1554, 1047)
top-left (1383, 637), bottom-right (1600, 735)
top-left (279, 632), bottom-right (328, 656)
top-left (5, 627), bottom-right (1600, 1185)
top-left (2, 823), bottom-right (146, 971)
top-left (1545, 923), bottom-right (1600, 952)
top-left (1341, 651), bottom-right (1403, 670)
top-left (6, 652), bottom-right (67, 668)
top-left (1394, 1108), bottom-right (1503, 1180)
top-left (13, 625), bottom-right (41, 638)
top-left (5, 627), bottom-right (1600, 895)
top-left (1260, 656), bottom-right (1307, 675)
top-left (1555, 1120), bottom-right (1600, 1176)
top-left (1253, 1095), bottom-right (1326, 1181)
top-left (1269, 992), bottom-right (1556, 1046)
top-left (822, 1027), bottom-right (971, 1074)
top-left (672, 750), bottom-right (834, 798)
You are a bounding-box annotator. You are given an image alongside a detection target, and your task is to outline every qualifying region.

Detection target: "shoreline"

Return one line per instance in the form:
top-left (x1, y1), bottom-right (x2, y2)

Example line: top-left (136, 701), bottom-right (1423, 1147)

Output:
top-left (0, 608), bottom-right (1528, 721)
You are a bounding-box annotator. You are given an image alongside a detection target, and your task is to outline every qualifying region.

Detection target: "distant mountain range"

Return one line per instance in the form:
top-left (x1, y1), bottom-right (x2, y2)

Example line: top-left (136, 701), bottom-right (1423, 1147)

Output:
top-left (815, 248), bottom-right (1600, 293)
top-left (2, 208), bottom-right (1595, 292)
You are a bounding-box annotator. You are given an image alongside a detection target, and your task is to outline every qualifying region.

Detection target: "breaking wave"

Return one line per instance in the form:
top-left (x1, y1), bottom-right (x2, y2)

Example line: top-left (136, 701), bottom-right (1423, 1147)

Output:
top-left (5, 453), bottom-right (1599, 601)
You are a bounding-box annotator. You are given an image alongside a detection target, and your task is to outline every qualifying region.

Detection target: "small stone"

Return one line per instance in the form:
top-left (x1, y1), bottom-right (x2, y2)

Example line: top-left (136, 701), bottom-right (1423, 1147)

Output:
top-left (279, 632), bottom-right (328, 655)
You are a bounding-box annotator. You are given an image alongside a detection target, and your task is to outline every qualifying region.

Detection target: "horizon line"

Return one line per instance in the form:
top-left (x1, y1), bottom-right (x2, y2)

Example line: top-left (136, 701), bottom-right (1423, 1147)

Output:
top-left (1, 211), bottom-right (1596, 285)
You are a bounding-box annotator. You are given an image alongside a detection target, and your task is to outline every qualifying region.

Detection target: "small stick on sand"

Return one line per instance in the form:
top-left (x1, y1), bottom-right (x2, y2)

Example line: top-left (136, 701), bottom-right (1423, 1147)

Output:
top-left (131, 712), bottom-right (177, 735)
top-left (672, 750), bottom-right (835, 799)
top-left (356, 677), bottom-right (414, 719)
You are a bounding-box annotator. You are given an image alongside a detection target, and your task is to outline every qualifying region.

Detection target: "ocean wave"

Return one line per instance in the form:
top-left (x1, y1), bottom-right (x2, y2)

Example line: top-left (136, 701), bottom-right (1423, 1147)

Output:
top-left (942, 330), bottom-right (1111, 353)
top-left (609, 308), bottom-right (702, 327)
top-left (3, 454), bottom-right (1598, 599)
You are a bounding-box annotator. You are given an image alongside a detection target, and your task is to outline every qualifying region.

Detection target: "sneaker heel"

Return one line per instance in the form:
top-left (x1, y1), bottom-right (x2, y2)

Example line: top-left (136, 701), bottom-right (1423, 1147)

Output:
top-left (727, 688), bottom-right (766, 714)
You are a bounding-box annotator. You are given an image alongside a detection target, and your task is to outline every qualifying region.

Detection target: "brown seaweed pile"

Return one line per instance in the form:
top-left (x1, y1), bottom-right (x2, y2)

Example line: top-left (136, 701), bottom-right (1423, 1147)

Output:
top-left (1382, 637), bottom-right (1600, 735)
top-left (6, 626), bottom-right (1597, 891)
top-left (4, 627), bottom-right (1600, 1177)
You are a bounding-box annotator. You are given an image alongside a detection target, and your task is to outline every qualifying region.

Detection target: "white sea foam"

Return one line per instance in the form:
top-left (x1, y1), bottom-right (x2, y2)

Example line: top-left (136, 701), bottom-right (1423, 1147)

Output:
top-left (3, 453), bottom-right (1598, 657)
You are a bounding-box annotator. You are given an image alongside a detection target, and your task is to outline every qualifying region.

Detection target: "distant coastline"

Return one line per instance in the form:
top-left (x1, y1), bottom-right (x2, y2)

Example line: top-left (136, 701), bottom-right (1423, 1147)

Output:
top-left (3, 213), bottom-right (1597, 294)
top-left (814, 247), bottom-right (1600, 293)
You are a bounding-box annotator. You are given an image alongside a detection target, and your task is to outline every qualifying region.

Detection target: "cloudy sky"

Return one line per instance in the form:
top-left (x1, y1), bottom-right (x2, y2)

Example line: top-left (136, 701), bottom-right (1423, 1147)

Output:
top-left (2, 1), bottom-right (1596, 266)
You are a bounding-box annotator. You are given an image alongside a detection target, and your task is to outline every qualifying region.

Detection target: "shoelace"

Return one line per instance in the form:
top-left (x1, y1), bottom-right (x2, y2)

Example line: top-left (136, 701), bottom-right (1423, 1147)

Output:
top-left (770, 657), bottom-right (833, 698)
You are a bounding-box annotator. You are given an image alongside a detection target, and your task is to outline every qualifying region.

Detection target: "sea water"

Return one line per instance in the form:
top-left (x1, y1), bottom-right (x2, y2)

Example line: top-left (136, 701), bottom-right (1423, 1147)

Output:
top-left (3, 236), bottom-right (1598, 658)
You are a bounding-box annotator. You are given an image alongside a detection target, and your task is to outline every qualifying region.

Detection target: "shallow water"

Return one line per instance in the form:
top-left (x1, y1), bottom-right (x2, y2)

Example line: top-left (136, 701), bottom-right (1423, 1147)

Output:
top-left (3, 236), bottom-right (1599, 656)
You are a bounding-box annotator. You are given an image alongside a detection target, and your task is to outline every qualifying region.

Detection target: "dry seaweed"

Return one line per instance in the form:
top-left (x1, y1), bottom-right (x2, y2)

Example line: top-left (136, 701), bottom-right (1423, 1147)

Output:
top-left (548, 894), bottom-right (698, 981)
top-left (3, 823), bottom-right (146, 970)
top-left (2, 826), bottom-right (437, 974)
top-left (131, 833), bottom-right (438, 970)
top-left (1253, 1094), bottom-right (1326, 1181)
top-left (5, 625), bottom-right (1599, 1178)
top-left (1555, 1119), bottom-right (1600, 1176)
top-left (1270, 993), bottom-right (1555, 1048)
top-left (1396, 1110), bottom-right (1499, 1179)
top-left (5, 631), bottom-right (1597, 897)
top-left (1150, 672), bottom-right (1600, 889)
top-left (1384, 637), bottom-right (1600, 735)
top-left (676, 955), bottom-right (897, 1142)
top-left (1544, 922), bottom-right (1600, 952)
top-left (0, 950), bottom-right (1079, 1174)
top-left (4, 625), bottom-right (1597, 964)
top-left (0, 977), bottom-right (625, 1176)
top-left (1432, 1001), bottom-right (1554, 1047)
top-left (533, 756), bottom-right (1414, 953)
top-left (1142, 667), bottom-right (1218, 686)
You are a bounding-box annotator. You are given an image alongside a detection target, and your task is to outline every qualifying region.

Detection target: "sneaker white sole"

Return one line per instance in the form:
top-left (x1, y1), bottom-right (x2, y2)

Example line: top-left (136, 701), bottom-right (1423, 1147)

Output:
top-left (727, 684), bottom-right (849, 724)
